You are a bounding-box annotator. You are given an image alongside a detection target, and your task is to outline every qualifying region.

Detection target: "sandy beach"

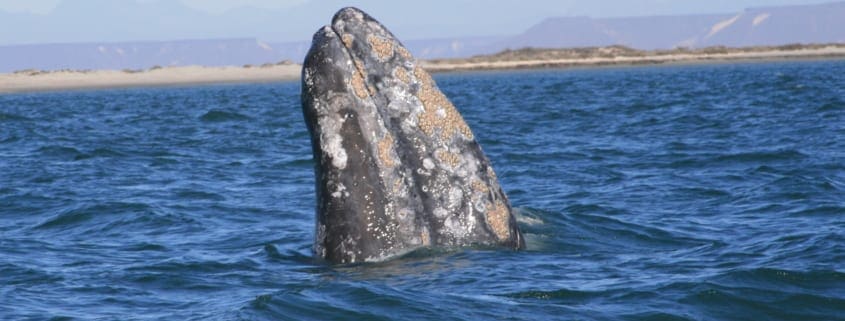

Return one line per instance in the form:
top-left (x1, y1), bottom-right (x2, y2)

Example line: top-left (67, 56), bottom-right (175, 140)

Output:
top-left (2, 46), bottom-right (844, 94)
top-left (0, 64), bottom-right (302, 94)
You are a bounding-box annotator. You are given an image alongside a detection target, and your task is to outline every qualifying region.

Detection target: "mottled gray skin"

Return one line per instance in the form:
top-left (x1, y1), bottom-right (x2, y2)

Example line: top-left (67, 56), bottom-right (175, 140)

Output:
top-left (301, 7), bottom-right (524, 264)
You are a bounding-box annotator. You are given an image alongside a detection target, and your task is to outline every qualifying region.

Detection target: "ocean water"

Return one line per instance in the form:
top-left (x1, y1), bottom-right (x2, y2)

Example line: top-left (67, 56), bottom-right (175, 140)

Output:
top-left (2, 60), bottom-right (844, 321)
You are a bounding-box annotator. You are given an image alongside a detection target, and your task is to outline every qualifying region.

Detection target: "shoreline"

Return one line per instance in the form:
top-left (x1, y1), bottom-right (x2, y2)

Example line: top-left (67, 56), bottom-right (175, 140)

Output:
top-left (2, 46), bottom-right (844, 94)
top-left (421, 46), bottom-right (845, 72)
top-left (0, 65), bottom-right (302, 94)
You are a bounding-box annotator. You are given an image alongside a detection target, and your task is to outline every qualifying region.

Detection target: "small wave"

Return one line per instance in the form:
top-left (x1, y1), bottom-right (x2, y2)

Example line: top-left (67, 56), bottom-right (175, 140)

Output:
top-left (625, 101), bottom-right (658, 112)
top-left (564, 203), bottom-right (627, 216)
top-left (750, 165), bottom-right (781, 174)
top-left (663, 141), bottom-right (695, 151)
top-left (149, 157), bottom-right (180, 166)
top-left (263, 244), bottom-right (314, 264)
top-left (125, 257), bottom-right (260, 274)
top-left (199, 109), bottom-right (252, 122)
top-left (1, 135), bottom-right (21, 143)
top-left (816, 101), bottom-right (844, 112)
top-left (513, 207), bottom-right (545, 226)
top-left (242, 285), bottom-right (427, 321)
top-left (243, 291), bottom-right (365, 321)
top-left (511, 206), bottom-right (710, 254)
top-left (501, 288), bottom-right (603, 301)
top-left (37, 145), bottom-right (83, 159)
top-left (34, 207), bottom-right (96, 230)
top-left (0, 262), bottom-right (64, 286)
top-left (73, 148), bottom-right (127, 161)
top-left (788, 205), bottom-right (845, 217)
top-left (122, 242), bottom-right (169, 252)
top-left (679, 268), bottom-right (845, 320)
top-left (174, 189), bottom-right (226, 201)
top-left (33, 202), bottom-right (153, 230)
top-left (621, 311), bottom-right (695, 321)
top-left (715, 149), bottom-right (807, 163)
top-left (675, 187), bottom-right (731, 198)
top-left (287, 157), bottom-right (315, 167)
top-left (713, 268), bottom-right (845, 290)
top-left (566, 211), bottom-right (708, 250)
top-left (35, 145), bottom-right (127, 161)
top-left (0, 112), bottom-right (31, 122)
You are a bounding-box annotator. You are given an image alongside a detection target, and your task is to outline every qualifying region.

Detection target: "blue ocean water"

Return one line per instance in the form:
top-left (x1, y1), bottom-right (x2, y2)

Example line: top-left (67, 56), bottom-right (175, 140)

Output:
top-left (2, 60), bottom-right (845, 321)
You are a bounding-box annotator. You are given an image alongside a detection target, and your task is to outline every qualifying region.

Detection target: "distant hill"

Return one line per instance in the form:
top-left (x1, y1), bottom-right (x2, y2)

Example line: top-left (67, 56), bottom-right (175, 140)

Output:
top-left (402, 36), bottom-right (506, 60)
top-left (499, 1), bottom-right (845, 50)
top-left (0, 37), bottom-right (500, 73)
top-left (697, 2), bottom-right (845, 47)
top-left (499, 14), bottom-right (731, 50)
top-left (1, 1), bottom-right (843, 72)
top-left (0, 39), bottom-right (309, 73)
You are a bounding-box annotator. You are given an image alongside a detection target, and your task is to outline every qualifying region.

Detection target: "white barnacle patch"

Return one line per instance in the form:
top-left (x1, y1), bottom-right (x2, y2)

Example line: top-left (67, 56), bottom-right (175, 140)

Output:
top-left (316, 103), bottom-right (350, 170)
top-left (422, 158), bottom-right (435, 170)
top-left (474, 200), bottom-right (487, 213)
top-left (434, 207), bottom-right (448, 219)
top-left (350, 8), bottom-right (365, 20)
top-left (401, 117), bottom-right (416, 133)
top-left (303, 68), bottom-right (315, 87)
top-left (342, 235), bottom-right (359, 263)
top-left (466, 158), bottom-right (480, 174)
top-left (456, 167), bottom-right (468, 178)
top-left (417, 167), bottom-right (431, 177)
top-left (324, 133), bottom-right (348, 169)
top-left (387, 100), bottom-right (403, 111)
top-left (436, 106), bottom-right (447, 118)
top-left (443, 216), bottom-right (464, 239)
top-left (331, 183), bottom-right (347, 198)
top-left (397, 208), bottom-right (412, 220)
top-left (447, 187), bottom-right (463, 210)
top-left (441, 207), bottom-right (477, 242)
top-left (321, 25), bottom-right (335, 37)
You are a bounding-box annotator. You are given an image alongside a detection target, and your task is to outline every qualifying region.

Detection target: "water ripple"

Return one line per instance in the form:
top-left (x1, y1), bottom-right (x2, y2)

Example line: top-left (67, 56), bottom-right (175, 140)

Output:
top-left (2, 63), bottom-right (845, 320)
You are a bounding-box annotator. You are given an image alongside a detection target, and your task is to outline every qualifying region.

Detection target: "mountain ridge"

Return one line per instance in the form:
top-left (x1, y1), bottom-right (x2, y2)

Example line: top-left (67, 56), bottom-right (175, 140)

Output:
top-left (1, 1), bottom-right (843, 72)
top-left (500, 1), bottom-right (845, 50)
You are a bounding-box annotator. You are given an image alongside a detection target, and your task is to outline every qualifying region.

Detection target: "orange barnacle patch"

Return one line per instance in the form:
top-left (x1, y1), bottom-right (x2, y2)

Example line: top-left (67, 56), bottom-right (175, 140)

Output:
top-left (396, 46), bottom-right (412, 59)
top-left (378, 133), bottom-right (395, 167)
top-left (485, 200), bottom-right (511, 241)
top-left (395, 67), bottom-right (410, 84)
top-left (413, 66), bottom-right (474, 140)
top-left (472, 179), bottom-right (490, 194)
top-left (421, 228), bottom-right (431, 245)
top-left (435, 149), bottom-right (461, 168)
top-left (341, 34), bottom-right (354, 49)
top-left (353, 59), bottom-right (376, 96)
top-left (367, 35), bottom-right (394, 61)
top-left (351, 71), bottom-right (368, 99)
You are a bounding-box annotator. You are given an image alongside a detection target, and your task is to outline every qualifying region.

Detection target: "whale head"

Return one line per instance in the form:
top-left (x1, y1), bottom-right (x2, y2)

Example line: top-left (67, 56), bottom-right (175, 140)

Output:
top-left (301, 7), bottom-right (524, 264)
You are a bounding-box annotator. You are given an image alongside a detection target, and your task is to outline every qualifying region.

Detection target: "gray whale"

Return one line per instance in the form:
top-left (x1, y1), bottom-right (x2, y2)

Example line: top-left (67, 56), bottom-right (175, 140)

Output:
top-left (301, 7), bottom-right (524, 264)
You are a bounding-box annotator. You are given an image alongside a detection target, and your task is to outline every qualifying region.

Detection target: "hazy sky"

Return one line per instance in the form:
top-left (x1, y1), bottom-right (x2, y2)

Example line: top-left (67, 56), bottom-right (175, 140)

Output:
top-left (0, 0), bottom-right (836, 45)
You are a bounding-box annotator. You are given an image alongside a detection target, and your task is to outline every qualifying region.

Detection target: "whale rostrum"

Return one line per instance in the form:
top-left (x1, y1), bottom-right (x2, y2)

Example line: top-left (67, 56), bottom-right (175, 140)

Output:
top-left (301, 7), bottom-right (524, 264)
